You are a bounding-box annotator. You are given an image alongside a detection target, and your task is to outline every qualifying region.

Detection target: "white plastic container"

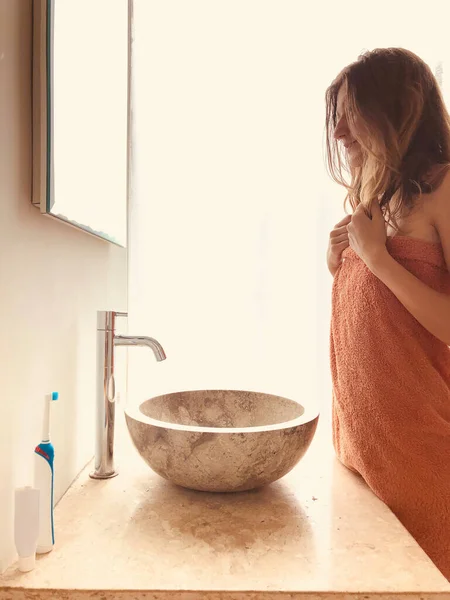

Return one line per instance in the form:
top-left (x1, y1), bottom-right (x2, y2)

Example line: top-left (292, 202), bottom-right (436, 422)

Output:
top-left (14, 486), bottom-right (40, 572)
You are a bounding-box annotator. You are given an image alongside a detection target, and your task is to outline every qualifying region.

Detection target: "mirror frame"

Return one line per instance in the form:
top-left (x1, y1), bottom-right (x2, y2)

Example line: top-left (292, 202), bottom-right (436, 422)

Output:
top-left (31, 0), bottom-right (130, 247)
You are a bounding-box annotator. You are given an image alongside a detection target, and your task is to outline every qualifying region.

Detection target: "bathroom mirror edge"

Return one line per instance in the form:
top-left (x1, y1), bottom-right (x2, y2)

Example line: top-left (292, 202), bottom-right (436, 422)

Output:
top-left (31, 0), bottom-right (128, 248)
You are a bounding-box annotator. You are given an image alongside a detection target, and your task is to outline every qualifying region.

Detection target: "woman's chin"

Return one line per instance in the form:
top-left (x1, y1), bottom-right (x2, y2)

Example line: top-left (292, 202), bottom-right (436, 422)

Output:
top-left (348, 150), bottom-right (362, 168)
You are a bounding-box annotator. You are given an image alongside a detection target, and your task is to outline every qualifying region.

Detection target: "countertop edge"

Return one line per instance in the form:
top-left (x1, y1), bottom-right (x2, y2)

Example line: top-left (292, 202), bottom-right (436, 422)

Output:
top-left (2, 588), bottom-right (450, 600)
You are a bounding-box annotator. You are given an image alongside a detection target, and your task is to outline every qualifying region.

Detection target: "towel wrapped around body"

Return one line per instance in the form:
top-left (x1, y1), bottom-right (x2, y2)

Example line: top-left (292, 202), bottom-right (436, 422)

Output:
top-left (331, 236), bottom-right (450, 580)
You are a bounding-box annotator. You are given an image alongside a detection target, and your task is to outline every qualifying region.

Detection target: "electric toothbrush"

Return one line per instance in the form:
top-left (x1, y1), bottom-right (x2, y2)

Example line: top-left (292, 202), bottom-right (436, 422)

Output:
top-left (34, 391), bottom-right (58, 554)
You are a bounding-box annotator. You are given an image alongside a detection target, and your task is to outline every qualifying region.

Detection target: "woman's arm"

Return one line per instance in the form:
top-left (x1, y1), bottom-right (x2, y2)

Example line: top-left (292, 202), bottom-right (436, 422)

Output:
top-left (347, 172), bottom-right (450, 345)
top-left (368, 252), bottom-right (450, 345)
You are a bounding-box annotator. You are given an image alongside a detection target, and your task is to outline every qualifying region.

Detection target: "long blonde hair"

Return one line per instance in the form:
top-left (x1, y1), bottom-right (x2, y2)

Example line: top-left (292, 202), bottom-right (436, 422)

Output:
top-left (325, 47), bottom-right (450, 229)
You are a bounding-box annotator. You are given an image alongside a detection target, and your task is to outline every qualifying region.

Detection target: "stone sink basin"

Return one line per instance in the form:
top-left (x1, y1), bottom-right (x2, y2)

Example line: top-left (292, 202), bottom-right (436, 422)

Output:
top-left (125, 389), bottom-right (319, 493)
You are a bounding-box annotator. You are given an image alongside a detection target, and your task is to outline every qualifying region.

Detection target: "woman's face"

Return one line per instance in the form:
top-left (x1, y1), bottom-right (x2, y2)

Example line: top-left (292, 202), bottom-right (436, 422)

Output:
top-left (334, 86), bottom-right (362, 167)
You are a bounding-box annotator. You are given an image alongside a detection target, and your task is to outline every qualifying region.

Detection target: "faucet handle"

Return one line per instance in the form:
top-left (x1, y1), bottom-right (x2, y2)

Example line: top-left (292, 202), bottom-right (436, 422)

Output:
top-left (114, 312), bottom-right (128, 318)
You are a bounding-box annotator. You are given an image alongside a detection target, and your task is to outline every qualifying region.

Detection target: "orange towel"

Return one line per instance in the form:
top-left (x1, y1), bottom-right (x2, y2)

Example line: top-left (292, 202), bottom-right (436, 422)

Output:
top-left (331, 236), bottom-right (450, 580)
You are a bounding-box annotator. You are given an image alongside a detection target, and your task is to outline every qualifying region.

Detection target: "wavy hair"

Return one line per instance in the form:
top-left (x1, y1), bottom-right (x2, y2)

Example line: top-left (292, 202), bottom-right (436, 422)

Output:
top-left (325, 47), bottom-right (450, 230)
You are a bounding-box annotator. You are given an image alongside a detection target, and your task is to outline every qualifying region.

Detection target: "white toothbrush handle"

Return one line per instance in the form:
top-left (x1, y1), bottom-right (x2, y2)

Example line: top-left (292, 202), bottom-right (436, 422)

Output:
top-left (34, 451), bottom-right (54, 554)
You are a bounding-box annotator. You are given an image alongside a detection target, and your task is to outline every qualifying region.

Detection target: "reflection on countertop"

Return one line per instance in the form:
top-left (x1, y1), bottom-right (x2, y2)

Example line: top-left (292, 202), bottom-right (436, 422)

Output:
top-left (1, 411), bottom-right (449, 600)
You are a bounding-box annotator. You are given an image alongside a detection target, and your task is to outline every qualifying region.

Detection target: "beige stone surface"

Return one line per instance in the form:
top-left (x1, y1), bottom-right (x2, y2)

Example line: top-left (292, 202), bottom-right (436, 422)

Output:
top-left (1, 413), bottom-right (450, 599)
top-left (125, 390), bottom-right (318, 492)
top-left (2, 594), bottom-right (450, 600)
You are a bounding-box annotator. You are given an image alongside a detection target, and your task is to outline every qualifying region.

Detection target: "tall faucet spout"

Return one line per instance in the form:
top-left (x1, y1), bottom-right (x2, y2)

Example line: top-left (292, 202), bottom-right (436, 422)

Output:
top-left (114, 335), bottom-right (166, 361)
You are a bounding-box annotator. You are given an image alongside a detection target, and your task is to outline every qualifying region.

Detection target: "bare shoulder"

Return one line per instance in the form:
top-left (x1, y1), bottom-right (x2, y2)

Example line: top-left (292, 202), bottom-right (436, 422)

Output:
top-left (429, 166), bottom-right (450, 272)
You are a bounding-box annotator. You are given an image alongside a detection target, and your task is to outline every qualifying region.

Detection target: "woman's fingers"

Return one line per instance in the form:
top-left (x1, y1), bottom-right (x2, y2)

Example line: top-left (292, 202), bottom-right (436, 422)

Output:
top-left (330, 225), bottom-right (350, 239)
top-left (331, 232), bottom-right (349, 245)
top-left (335, 214), bottom-right (352, 227)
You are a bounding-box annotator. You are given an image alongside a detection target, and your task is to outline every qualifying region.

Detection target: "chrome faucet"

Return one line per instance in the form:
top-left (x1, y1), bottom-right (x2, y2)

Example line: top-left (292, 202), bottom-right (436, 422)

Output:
top-left (90, 310), bottom-right (166, 479)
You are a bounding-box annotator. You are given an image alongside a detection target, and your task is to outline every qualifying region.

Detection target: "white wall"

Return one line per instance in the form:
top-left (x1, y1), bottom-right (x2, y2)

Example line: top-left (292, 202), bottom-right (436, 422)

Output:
top-left (0, 1), bottom-right (127, 572)
top-left (127, 0), bottom-right (344, 414)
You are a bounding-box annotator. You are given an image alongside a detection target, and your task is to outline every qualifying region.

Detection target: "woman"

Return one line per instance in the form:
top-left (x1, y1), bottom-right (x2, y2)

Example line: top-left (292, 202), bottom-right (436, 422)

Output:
top-left (326, 47), bottom-right (450, 580)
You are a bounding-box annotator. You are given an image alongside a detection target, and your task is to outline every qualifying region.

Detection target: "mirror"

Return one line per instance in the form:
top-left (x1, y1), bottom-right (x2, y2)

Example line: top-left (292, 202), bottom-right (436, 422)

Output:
top-left (32, 0), bottom-right (128, 247)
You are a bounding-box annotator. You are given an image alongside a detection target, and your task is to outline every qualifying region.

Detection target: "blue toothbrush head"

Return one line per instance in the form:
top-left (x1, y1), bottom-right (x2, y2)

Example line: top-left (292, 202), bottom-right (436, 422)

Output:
top-left (51, 392), bottom-right (59, 401)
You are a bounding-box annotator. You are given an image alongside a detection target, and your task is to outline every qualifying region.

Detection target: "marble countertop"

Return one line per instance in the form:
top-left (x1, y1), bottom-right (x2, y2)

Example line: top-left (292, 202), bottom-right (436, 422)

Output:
top-left (1, 413), bottom-right (450, 600)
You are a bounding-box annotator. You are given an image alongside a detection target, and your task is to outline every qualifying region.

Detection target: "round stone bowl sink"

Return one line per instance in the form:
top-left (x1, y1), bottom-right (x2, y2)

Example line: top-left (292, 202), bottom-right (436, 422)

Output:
top-left (124, 389), bottom-right (319, 493)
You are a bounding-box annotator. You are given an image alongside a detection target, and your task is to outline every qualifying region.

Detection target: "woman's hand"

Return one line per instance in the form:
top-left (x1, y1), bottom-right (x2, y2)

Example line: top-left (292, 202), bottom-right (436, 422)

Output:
top-left (347, 202), bottom-right (388, 270)
top-left (327, 215), bottom-right (351, 276)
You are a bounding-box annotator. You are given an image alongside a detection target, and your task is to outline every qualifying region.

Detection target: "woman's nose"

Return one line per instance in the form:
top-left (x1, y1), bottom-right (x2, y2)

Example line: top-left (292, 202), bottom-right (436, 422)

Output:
top-left (334, 115), bottom-right (348, 140)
